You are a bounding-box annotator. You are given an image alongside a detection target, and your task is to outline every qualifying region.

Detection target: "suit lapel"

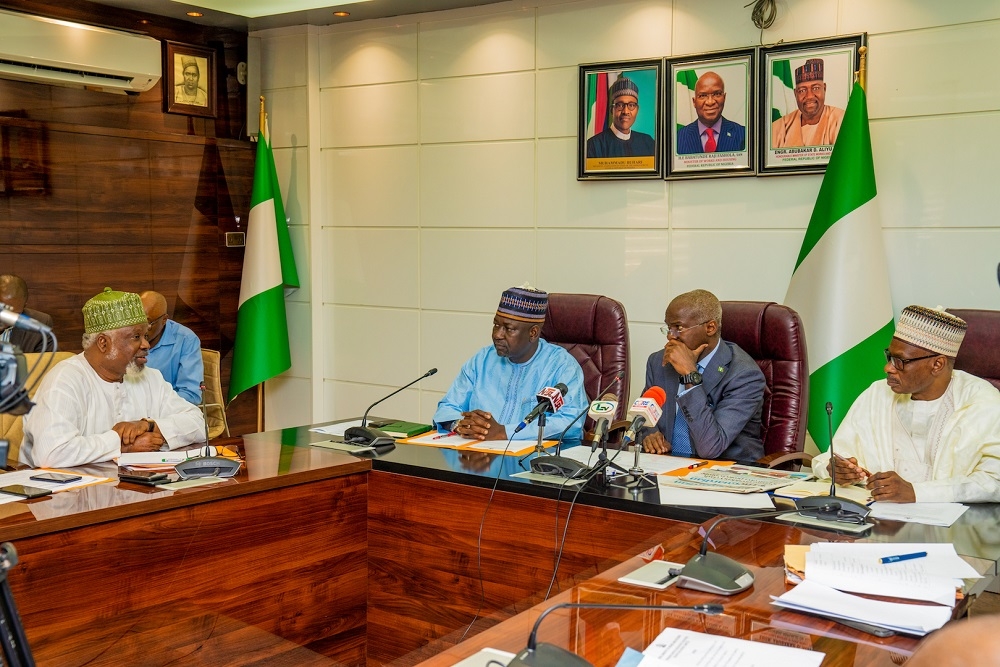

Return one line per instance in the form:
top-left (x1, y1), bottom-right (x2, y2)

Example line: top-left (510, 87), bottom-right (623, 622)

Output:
top-left (699, 341), bottom-right (732, 402)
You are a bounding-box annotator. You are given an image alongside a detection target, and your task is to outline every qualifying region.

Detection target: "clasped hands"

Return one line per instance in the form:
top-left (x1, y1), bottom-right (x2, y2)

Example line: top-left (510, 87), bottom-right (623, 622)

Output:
top-left (454, 410), bottom-right (506, 441)
top-left (113, 419), bottom-right (164, 453)
top-left (833, 456), bottom-right (916, 503)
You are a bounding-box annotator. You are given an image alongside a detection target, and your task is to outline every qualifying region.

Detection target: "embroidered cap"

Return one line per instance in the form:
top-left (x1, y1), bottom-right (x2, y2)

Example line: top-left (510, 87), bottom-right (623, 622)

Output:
top-left (894, 305), bottom-right (967, 357)
top-left (83, 287), bottom-right (148, 334)
top-left (609, 76), bottom-right (640, 101)
top-left (497, 286), bottom-right (548, 324)
top-left (795, 58), bottom-right (825, 85)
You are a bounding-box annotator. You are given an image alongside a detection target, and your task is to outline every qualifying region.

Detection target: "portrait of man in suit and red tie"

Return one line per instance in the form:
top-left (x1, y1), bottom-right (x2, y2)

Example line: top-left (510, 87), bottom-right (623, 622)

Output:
top-left (676, 71), bottom-right (746, 155)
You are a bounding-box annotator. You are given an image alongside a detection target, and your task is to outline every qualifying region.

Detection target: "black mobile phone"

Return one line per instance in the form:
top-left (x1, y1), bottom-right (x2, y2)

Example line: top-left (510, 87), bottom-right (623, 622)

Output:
top-left (0, 485), bottom-right (52, 499)
top-left (117, 469), bottom-right (167, 481)
top-left (29, 472), bottom-right (83, 484)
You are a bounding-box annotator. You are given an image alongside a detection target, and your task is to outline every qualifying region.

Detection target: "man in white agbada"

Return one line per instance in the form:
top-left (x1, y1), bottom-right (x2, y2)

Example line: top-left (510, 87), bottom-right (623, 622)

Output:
top-left (813, 306), bottom-right (1000, 503)
top-left (21, 287), bottom-right (205, 468)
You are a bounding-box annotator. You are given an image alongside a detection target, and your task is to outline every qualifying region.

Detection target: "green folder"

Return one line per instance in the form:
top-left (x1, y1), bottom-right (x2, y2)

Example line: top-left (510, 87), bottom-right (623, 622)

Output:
top-left (378, 421), bottom-right (433, 438)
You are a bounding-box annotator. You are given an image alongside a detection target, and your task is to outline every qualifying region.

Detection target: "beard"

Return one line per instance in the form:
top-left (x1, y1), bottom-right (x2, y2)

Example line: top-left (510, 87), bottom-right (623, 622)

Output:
top-left (125, 360), bottom-right (145, 379)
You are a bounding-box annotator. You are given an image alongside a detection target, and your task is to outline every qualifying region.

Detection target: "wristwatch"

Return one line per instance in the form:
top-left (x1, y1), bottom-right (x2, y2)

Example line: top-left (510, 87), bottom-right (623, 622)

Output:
top-left (680, 371), bottom-right (703, 386)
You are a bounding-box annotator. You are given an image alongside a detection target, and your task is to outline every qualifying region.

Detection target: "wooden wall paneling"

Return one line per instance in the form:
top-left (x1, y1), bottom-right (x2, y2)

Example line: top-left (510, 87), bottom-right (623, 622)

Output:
top-left (366, 471), bottom-right (696, 665)
top-left (10, 474), bottom-right (370, 666)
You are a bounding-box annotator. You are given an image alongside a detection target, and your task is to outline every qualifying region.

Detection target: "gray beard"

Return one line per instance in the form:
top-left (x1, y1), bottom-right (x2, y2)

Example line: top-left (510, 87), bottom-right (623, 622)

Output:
top-left (125, 360), bottom-right (145, 378)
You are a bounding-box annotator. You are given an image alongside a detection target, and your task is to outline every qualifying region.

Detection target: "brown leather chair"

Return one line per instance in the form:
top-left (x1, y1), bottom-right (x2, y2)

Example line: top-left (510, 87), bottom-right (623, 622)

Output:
top-left (720, 301), bottom-right (809, 468)
top-left (541, 294), bottom-right (630, 422)
top-left (947, 309), bottom-right (1000, 391)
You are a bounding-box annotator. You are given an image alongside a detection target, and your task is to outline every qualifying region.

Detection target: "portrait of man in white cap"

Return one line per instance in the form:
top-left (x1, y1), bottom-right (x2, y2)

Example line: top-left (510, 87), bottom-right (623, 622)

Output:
top-left (811, 306), bottom-right (1000, 503)
top-left (586, 75), bottom-right (656, 159)
top-left (174, 55), bottom-right (209, 107)
top-left (771, 57), bottom-right (845, 148)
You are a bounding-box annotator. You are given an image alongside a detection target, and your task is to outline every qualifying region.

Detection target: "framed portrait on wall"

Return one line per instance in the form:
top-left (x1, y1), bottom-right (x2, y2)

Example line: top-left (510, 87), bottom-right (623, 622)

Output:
top-left (578, 59), bottom-right (663, 179)
top-left (665, 48), bottom-right (755, 179)
top-left (163, 41), bottom-right (217, 118)
top-left (758, 35), bottom-right (865, 175)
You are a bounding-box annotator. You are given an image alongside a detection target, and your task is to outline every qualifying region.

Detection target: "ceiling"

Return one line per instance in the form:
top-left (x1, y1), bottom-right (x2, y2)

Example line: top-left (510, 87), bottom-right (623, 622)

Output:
top-left (94, 0), bottom-right (509, 31)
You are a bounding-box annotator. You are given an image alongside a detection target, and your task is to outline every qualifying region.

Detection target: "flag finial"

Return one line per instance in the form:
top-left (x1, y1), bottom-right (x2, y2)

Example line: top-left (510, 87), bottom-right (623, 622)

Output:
top-left (857, 46), bottom-right (868, 92)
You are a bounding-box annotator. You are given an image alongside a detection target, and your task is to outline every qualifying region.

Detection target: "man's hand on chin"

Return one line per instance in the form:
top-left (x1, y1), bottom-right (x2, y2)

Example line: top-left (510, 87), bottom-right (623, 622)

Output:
top-left (455, 410), bottom-right (507, 441)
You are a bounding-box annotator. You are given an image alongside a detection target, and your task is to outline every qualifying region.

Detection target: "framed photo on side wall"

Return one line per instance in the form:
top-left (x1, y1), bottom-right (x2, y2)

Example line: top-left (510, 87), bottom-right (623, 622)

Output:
top-left (579, 59), bottom-right (663, 179)
top-left (163, 41), bottom-right (217, 118)
top-left (666, 48), bottom-right (755, 179)
top-left (759, 34), bottom-right (865, 175)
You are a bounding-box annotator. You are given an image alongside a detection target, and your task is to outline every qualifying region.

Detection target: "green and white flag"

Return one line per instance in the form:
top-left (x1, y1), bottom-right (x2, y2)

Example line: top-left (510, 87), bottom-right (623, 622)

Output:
top-left (771, 59), bottom-right (796, 123)
top-left (228, 117), bottom-right (300, 403)
top-left (784, 82), bottom-right (893, 448)
top-left (675, 69), bottom-right (697, 131)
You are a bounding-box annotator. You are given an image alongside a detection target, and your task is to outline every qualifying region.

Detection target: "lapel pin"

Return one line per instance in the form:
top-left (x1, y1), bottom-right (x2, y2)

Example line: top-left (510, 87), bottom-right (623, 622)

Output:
top-left (718, 366), bottom-right (724, 373)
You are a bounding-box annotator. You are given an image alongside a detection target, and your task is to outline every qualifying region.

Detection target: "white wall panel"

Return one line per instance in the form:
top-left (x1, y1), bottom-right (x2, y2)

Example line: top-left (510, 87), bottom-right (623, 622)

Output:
top-left (260, 32), bottom-right (308, 90)
top-left (420, 311), bottom-right (494, 392)
top-left (537, 229), bottom-right (671, 323)
top-left (264, 377), bottom-right (313, 430)
top-left (263, 87), bottom-right (309, 149)
top-left (284, 301), bottom-right (312, 379)
top-left (324, 228), bottom-right (419, 307)
top-left (420, 142), bottom-right (535, 227)
top-left (873, 113), bottom-right (1000, 228)
top-left (420, 73), bottom-right (535, 143)
top-left (536, 0), bottom-right (672, 69)
top-left (419, 11), bottom-right (535, 79)
top-left (285, 226), bottom-right (311, 303)
top-left (321, 82), bottom-right (419, 147)
top-left (324, 146), bottom-right (419, 227)
top-left (325, 305), bottom-right (420, 384)
top-left (318, 25), bottom-right (418, 87)
top-left (840, 0), bottom-right (1000, 35)
top-left (868, 22), bottom-right (1000, 119)
top-left (884, 229), bottom-right (1000, 311)
top-left (628, 322), bottom-right (665, 400)
top-left (673, 0), bottom-right (837, 56)
top-left (420, 229), bottom-right (536, 312)
top-left (326, 381), bottom-right (422, 423)
top-left (272, 147), bottom-right (309, 228)
top-left (669, 174), bottom-right (819, 229)
top-left (537, 138), bottom-right (669, 228)
top-left (420, 390), bottom-right (447, 423)
top-left (536, 67), bottom-right (577, 138)
top-left (670, 230), bottom-right (802, 303)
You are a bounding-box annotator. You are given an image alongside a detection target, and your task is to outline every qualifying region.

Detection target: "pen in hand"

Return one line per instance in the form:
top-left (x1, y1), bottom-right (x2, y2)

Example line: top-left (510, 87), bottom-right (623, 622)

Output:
top-left (879, 551), bottom-right (927, 564)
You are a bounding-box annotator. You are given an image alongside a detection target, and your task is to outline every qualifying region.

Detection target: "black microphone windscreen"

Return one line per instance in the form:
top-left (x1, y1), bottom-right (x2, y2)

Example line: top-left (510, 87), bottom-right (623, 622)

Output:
top-left (426, 368), bottom-right (438, 376)
top-left (555, 382), bottom-right (568, 395)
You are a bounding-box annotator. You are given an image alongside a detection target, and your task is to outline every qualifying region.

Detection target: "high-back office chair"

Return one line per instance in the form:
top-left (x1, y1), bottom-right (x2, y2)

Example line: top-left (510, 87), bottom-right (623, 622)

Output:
top-left (540, 294), bottom-right (630, 422)
top-left (947, 309), bottom-right (1000, 391)
top-left (200, 349), bottom-right (230, 439)
top-left (1, 351), bottom-right (75, 465)
top-left (719, 301), bottom-right (810, 468)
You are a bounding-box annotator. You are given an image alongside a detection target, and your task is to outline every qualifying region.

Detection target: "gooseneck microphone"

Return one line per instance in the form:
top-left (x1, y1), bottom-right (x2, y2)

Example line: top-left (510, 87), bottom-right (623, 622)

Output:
top-left (794, 401), bottom-right (871, 520)
top-left (175, 383), bottom-right (243, 480)
top-left (514, 383), bottom-right (568, 434)
top-left (0, 308), bottom-right (52, 333)
top-left (345, 368), bottom-right (437, 446)
top-left (508, 601), bottom-right (723, 667)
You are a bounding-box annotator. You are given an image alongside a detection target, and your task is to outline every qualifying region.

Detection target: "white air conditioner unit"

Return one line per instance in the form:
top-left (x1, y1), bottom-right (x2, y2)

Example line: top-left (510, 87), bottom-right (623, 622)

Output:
top-left (0, 9), bottom-right (161, 94)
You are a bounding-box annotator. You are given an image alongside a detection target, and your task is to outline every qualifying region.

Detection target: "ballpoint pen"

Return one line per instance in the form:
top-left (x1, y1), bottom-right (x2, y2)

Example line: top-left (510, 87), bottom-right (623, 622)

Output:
top-left (879, 551), bottom-right (928, 564)
top-left (687, 461), bottom-right (709, 469)
top-left (432, 431), bottom-right (459, 440)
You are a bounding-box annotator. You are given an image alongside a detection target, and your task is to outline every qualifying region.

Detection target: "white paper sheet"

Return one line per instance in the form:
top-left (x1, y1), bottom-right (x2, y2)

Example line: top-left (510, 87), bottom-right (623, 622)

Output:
top-left (656, 480), bottom-right (776, 509)
top-left (308, 420), bottom-right (365, 437)
top-left (804, 551), bottom-right (958, 607)
top-left (0, 469), bottom-right (108, 495)
top-left (868, 502), bottom-right (969, 527)
top-left (639, 627), bottom-right (824, 666)
top-left (771, 579), bottom-right (952, 636)
top-left (451, 648), bottom-right (514, 667)
top-left (557, 446), bottom-right (704, 474)
top-left (808, 543), bottom-right (981, 580)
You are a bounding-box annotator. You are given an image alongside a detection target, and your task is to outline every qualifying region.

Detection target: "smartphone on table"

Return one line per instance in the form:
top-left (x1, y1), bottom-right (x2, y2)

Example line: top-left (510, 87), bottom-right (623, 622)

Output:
top-left (29, 472), bottom-right (83, 484)
top-left (0, 485), bottom-right (52, 499)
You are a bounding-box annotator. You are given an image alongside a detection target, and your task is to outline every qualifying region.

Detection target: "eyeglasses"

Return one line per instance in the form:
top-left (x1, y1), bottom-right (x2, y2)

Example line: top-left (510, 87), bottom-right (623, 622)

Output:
top-left (612, 101), bottom-right (638, 111)
top-left (883, 348), bottom-right (939, 371)
top-left (695, 91), bottom-right (725, 102)
top-left (147, 313), bottom-right (167, 327)
top-left (660, 321), bottom-right (709, 337)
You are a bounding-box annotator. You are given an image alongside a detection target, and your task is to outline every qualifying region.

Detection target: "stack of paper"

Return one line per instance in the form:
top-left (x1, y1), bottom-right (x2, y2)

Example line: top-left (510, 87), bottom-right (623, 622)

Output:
top-left (773, 480), bottom-right (872, 506)
top-left (772, 580), bottom-right (952, 636)
top-left (868, 502), bottom-right (969, 527)
top-left (637, 627), bottom-right (824, 666)
top-left (660, 467), bottom-right (803, 493)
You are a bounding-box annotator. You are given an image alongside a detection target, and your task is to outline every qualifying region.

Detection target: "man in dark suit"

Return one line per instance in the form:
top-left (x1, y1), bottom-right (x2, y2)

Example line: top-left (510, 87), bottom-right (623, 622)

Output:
top-left (676, 72), bottom-right (746, 155)
top-left (0, 274), bottom-right (54, 353)
top-left (641, 289), bottom-right (765, 463)
top-left (586, 76), bottom-right (656, 159)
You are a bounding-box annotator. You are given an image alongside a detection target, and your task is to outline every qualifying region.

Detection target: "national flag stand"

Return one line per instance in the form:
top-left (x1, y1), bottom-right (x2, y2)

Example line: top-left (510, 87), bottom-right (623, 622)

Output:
top-left (784, 46), bottom-right (893, 449)
top-left (228, 97), bottom-right (300, 431)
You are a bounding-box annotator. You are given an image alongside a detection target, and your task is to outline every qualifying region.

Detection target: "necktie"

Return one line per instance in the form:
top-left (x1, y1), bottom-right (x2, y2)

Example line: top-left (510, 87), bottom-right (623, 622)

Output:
top-left (704, 128), bottom-right (717, 152)
top-left (671, 364), bottom-right (703, 457)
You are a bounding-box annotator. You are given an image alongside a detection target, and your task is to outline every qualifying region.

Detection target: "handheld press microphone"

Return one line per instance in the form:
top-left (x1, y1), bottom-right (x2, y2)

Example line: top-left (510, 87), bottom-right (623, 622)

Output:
top-left (344, 368), bottom-right (437, 447)
top-left (587, 394), bottom-right (618, 453)
top-left (514, 383), bottom-right (568, 434)
top-left (621, 386), bottom-right (667, 446)
top-left (507, 601), bottom-right (724, 667)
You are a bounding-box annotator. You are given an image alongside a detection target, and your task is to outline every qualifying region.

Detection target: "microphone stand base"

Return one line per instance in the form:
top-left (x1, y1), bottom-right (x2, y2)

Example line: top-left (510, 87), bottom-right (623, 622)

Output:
top-left (609, 469), bottom-right (657, 490)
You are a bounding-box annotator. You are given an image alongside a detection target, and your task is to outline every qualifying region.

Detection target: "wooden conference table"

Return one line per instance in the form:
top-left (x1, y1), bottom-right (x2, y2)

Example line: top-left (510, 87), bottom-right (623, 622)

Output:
top-left (0, 421), bottom-right (997, 666)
